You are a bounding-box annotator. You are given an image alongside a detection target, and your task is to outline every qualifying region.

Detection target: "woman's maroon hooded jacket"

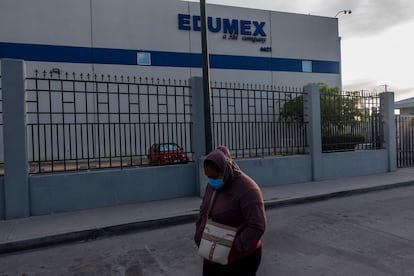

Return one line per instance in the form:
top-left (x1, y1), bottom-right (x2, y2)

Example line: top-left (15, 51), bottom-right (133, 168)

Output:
top-left (194, 146), bottom-right (267, 263)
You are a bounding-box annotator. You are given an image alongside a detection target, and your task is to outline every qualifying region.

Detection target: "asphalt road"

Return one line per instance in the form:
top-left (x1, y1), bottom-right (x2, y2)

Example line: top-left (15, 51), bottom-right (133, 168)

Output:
top-left (1, 185), bottom-right (414, 276)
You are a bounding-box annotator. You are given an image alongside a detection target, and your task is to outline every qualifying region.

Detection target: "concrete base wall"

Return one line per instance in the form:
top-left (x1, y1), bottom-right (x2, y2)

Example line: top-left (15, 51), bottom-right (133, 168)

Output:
top-left (322, 150), bottom-right (388, 179)
top-left (238, 155), bottom-right (312, 187)
top-left (1, 150), bottom-right (391, 218)
top-left (29, 164), bottom-right (196, 216)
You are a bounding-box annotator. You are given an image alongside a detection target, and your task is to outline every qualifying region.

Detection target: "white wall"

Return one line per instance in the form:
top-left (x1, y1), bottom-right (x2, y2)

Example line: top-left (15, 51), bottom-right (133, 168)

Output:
top-left (0, 0), bottom-right (341, 88)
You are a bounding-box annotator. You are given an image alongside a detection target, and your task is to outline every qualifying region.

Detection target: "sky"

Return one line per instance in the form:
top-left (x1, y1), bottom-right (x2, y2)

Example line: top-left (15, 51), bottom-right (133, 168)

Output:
top-left (202, 0), bottom-right (414, 101)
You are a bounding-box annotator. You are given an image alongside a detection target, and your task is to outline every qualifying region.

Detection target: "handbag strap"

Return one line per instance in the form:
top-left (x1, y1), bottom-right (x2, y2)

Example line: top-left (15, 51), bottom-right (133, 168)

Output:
top-left (206, 190), bottom-right (217, 218)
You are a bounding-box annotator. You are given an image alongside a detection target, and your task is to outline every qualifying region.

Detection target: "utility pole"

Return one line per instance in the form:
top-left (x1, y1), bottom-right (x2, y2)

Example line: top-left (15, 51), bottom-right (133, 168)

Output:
top-left (199, 0), bottom-right (213, 154)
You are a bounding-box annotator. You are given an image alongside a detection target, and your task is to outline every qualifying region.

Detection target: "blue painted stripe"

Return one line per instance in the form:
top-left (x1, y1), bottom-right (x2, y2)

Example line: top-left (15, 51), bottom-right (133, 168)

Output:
top-left (0, 42), bottom-right (339, 74)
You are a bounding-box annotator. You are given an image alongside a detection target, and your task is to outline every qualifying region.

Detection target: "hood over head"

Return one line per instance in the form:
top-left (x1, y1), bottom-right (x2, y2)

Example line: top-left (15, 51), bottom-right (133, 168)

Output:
top-left (204, 146), bottom-right (241, 185)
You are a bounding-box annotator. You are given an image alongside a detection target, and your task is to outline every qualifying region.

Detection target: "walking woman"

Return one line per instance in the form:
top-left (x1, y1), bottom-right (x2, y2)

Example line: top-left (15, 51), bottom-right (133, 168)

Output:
top-left (194, 146), bottom-right (266, 276)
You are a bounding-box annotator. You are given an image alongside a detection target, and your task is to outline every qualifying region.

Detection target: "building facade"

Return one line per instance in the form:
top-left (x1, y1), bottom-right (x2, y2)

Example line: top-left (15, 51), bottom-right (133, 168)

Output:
top-left (0, 0), bottom-right (341, 88)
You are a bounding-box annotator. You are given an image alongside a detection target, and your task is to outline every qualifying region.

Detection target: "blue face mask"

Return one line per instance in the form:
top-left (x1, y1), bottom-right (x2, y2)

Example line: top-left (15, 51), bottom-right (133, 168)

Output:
top-left (208, 178), bottom-right (225, 190)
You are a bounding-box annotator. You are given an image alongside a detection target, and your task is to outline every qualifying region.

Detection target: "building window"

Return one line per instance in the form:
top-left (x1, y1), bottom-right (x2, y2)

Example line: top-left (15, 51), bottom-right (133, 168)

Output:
top-left (137, 52), bottom-right (151, 66)
top-left (302, 60), bottom-right (312, 72)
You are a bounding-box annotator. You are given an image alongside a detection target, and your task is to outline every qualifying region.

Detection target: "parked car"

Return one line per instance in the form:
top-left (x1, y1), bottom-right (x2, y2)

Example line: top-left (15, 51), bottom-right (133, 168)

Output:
top-left (147, 143), bottom-right (188, 164)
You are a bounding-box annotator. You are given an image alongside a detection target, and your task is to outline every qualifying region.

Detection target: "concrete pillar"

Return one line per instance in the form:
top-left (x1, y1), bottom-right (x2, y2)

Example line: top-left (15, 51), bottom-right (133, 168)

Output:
top-left (303, 84), bottom-right (323, 181)
top-left (380, 92), bottom-right (397, 172)
top-left (2, 59), bottom-right (30, 219)
top-left (189, 77), bottom-right (208, 196)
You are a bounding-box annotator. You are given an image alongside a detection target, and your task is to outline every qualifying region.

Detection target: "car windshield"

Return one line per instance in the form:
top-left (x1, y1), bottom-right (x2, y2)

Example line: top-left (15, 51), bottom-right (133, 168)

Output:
top-left (159, 143), bottom-right (179, 151)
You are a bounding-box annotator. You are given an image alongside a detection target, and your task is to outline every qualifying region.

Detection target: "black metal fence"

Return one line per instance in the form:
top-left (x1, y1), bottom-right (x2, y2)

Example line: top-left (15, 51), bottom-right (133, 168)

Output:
top-left (0, 70), bottom-right (395, 175)
top-left (25, 71), bottom-right (193, 173)
top-left (211, 83), bottom-right (308, 158)
top-left (396, 115), bottom-right (414, 168)
top-left (320, 90), bottom-right (382, 152)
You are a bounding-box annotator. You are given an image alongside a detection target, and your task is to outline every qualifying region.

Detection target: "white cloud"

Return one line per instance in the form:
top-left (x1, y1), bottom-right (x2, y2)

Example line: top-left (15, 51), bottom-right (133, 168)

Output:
top-left (342, 18), bottom-right (414, 99)
top-left (195, 0), bottom-right (414, 100)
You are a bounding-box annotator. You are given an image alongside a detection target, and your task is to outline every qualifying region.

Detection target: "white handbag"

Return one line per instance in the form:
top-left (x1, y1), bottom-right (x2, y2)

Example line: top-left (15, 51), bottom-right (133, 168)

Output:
top-left (197, 191), bottom-right (238, 265)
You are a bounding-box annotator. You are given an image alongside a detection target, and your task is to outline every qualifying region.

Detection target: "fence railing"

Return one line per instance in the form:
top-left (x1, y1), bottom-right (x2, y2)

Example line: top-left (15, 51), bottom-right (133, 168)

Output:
top-left (211, 83), bottom-right (308, 158)
top-left (0, 69), bottom-right (392, 175)
top-left (320, 90), bottom-right (382, 152)
top-left (396, 115), bottom-right (414, 168)
top-left (25, 71), bottom-right (193, 173)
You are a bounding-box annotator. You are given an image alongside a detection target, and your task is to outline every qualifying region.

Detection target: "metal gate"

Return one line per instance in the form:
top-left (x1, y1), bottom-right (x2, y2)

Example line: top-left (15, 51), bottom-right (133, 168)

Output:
top-left (396, 115), bottom-right (414, 167)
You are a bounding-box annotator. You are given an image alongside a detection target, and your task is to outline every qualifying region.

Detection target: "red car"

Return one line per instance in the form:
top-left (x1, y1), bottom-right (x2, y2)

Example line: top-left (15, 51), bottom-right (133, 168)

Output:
top-left (147, 143), bottom-right (188, 164)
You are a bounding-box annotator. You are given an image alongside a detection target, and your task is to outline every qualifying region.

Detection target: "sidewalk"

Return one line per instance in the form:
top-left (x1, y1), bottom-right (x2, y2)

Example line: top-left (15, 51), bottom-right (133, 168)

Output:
top-left (1, 167), bottom-right (414, 255)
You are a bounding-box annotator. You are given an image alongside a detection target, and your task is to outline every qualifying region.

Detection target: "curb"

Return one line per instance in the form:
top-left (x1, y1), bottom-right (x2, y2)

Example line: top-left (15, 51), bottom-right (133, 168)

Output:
top-left (0, 213), bottom-right (199, 255)
top-left (1, 180), bottom-right (414, 255)
top-left (264, 180), bottom-right (414, 210)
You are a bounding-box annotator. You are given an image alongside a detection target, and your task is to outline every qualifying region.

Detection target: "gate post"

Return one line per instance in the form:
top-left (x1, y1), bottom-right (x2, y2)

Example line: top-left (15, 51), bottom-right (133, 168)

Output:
top-left (380, 92), bottom-right (397, 172)
top-left (1, 59), bottom-right (30, 219)
top-left (189, 77), bottom-right (208, 196)
top-left (303, 84), bottom-right (323, 181)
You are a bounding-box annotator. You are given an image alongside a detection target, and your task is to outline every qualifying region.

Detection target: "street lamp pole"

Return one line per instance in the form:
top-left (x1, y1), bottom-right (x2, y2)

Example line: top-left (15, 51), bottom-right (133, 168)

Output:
top-left (199, 0), bottom-right (213, 154)
top-left (335, 9), bottom-right (352, 17)
top-left (335, 9), bottom-right (351, 92)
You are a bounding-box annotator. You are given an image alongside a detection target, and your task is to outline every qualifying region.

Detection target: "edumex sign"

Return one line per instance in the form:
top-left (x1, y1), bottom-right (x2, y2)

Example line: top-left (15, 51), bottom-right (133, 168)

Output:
top-left (178, 14), bottom-right (267, 43)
